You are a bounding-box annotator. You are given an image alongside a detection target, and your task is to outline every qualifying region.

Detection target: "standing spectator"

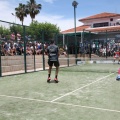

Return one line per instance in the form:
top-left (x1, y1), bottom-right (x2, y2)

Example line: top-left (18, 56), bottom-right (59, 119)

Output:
top-left (113, 49), bottom-right (120, 64)
top-left (11, 32), bottom-right (15, 40)
top-left (47, 40), bottom-right (60, 83)
top-left (92, 42), bottom-right (96, 53)
top-left (102, 47), bottom-right (106, 57)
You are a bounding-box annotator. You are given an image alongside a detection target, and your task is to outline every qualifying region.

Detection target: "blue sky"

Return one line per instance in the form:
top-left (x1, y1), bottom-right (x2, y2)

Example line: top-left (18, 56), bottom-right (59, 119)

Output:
top-left (0, 0), bottom-right (120, 31)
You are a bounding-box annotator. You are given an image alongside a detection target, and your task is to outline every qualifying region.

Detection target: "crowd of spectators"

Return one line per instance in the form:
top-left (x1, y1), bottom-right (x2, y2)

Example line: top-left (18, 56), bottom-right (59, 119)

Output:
top-left (1, 40), bottom-right (119, 57)
top-left (1, 32), bottom-right (120, 58)
top-left (91, 41), bottom-right (120, 57)
top-left (0, 32), bottom-right (50, 56)
top-left (0, 40), bottom-right (50, 56)
top-left (79, 40), bottom-right (120, 57)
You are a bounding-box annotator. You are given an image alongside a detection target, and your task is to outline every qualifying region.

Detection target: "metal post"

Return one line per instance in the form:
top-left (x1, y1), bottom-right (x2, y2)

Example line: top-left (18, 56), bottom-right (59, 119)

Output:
top-left (42, 30), bottom-right (45, 70)
top-left (33, 43), bottom-right (36, 71)
top-left (74, 5), bottom-right (77, 64)
top-left (72, 1), bottom-right (78, 65)
top-left (82, 29), bottom-right (85, 42)
top-left (67, 35), bottom-right (69, 67)
top-left (74, 7), bottom-right (77, 58)
top-left (106, 30), bottom-right (107, 59)
top-left (55, 33), bottom-right (58, 45)
top-left (81, 31), bottom-right (83, 43)
top-left (63, 34), bottom-right (65, 48)
top-left (82, 29), bottom-right (85, 60)
top-left (23, 26), bottom-right (27, 73)
top-left (89, 31), bottom-right (91, 60)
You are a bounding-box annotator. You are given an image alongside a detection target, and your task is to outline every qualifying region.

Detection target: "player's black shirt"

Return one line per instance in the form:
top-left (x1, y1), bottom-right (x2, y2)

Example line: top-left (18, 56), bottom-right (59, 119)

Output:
top-left (47, 44), bottom-right (59, 61)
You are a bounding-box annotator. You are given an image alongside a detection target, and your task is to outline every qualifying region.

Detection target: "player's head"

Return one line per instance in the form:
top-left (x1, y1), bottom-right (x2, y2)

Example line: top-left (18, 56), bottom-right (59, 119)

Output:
top-left (50, 40), bottom-right (54, 44)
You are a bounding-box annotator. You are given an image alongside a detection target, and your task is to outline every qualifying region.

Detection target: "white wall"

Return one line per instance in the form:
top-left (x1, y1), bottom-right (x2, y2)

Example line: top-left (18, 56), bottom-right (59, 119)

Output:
top-left (82, 16), bottom-right (120, 27)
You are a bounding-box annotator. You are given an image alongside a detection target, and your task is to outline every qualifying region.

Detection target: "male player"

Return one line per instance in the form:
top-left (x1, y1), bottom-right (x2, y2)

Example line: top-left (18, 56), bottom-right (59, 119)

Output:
top-left (47, 40), bottom-right (60, 83)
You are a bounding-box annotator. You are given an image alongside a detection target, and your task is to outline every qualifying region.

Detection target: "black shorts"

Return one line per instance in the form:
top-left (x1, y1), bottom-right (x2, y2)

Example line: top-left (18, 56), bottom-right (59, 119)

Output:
top-left (48, 60), bottom-right (60, 67)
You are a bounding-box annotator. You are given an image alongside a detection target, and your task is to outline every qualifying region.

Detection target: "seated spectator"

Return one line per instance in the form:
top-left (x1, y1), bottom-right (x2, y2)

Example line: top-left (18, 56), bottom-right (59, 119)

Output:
top-left (36, 43), bottom-right (42, 55)
top-left (26, 45), bottom-right (32, 55)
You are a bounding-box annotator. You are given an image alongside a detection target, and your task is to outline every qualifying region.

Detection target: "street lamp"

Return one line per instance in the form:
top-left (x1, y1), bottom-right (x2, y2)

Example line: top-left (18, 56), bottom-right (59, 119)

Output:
top-left (72, 0), bottom-right (78, 64)
top-left (11, 13), bottom-right (16, 23)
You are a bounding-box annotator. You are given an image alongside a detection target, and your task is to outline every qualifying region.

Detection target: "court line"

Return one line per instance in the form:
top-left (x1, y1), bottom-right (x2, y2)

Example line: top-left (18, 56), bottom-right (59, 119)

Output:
top-left (0, 94), bottom-right (120, 113)
top-left (51, 73), bottom-right (114, 102)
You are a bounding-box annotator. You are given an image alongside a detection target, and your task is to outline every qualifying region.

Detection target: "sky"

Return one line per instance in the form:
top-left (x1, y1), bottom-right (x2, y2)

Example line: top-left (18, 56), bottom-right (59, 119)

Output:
top-left (0, 0), bottom-right (120, 31)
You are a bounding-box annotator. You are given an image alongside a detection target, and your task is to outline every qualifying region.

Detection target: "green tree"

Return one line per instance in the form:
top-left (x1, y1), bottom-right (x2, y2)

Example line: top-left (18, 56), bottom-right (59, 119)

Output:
top-left (15, 3), bottom-right (28, 25)
top-left (27, 21), bottom-right (60, 42)
top-left (0, 26), bottom-right (4, 35)
top-left (0, 26), bottom-right (10, 40)
top-left (26, 0), bottom-right (42, 22)
top-left (10, 25), bottom-right (23, 35)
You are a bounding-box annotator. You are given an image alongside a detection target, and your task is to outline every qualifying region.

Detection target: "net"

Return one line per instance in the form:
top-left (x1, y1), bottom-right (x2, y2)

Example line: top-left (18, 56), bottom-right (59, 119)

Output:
top-left (58, 58), bottom-right (118, 73)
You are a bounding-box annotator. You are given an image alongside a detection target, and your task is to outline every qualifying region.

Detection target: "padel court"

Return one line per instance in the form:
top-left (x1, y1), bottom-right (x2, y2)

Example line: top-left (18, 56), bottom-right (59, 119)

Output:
top-left (0, 64), bottom-right (120, 120)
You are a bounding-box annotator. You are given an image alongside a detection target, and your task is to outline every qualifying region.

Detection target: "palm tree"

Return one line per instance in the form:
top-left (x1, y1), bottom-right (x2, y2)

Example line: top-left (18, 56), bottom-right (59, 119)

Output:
top-left (26, 0), bottom-right (42, 22)
top-left (15, 3), bottom-right (28, 25)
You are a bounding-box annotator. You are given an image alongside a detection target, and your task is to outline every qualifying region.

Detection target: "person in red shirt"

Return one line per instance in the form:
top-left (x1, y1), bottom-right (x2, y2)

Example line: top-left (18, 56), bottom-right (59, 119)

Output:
top-left (113, 49), bottom-right (120, 64)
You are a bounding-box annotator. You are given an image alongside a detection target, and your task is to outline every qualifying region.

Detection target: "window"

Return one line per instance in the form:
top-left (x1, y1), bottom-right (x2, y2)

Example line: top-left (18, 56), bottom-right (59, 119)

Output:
top-left (93, 22), bottom-right (109, 28)
top-left (110, 18), bottom-right (113, 21)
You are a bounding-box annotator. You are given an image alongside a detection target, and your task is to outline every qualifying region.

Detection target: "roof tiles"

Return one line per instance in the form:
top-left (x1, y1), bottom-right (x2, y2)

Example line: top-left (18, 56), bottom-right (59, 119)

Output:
top-left (61, 12), bottom-right (120, 34)
top-left (79, 12), bottom-right (120, 21)
top-left (61, 25), bottom-right (90, 34)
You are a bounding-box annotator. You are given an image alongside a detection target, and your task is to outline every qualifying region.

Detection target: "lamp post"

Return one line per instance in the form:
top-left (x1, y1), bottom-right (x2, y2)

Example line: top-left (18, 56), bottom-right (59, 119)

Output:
top-left (72, 0), bottom-right (78, 64)
top-left (11, 13), bottom-right (16, 23)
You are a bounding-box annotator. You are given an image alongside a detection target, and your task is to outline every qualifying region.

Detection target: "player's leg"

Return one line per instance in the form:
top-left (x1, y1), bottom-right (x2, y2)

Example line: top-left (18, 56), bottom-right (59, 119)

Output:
top-left (118, 57), bottom-right (120, 64)
top-left (54, 61), bottom-right (60, 83)
top-left (47, 61), bottom-right (53, 82)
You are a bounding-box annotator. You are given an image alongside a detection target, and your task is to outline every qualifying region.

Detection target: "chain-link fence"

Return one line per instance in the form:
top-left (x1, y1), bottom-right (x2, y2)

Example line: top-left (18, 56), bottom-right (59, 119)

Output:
top-left (0, 20), bottom-right (76, 76)
top-left (82, 30), bottom-right (120, 60)
top-left (1, 20), bottom-right (120, 76)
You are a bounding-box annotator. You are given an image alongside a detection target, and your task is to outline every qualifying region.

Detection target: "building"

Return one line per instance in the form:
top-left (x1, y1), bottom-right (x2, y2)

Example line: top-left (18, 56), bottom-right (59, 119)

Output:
top-left (60, 12), bottom-right (120, 56)
top-left (61, 12), bottom-right (120, 43)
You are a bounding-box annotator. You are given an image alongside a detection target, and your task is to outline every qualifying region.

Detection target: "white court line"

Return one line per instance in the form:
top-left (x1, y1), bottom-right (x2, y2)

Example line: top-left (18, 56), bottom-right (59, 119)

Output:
top-left (0, 94), bottom-right (120, 113)
top-left (51, 73), bottom-right (114, 102)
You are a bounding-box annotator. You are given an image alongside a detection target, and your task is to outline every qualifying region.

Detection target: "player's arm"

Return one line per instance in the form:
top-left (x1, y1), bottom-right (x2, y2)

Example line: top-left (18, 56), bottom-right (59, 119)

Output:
top-left (46, 47), bottom-right (49, 56)
top-left (58, 47), bottom-right (60, 57)
top-left (58, 49), bottom-right (60, 57)
top-left (64, 51), bottom-right (68, 57)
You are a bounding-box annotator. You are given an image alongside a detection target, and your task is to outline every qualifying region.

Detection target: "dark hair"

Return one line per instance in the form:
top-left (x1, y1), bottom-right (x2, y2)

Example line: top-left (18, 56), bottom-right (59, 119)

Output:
top-left (50, 40), bottom-right (54, 44)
